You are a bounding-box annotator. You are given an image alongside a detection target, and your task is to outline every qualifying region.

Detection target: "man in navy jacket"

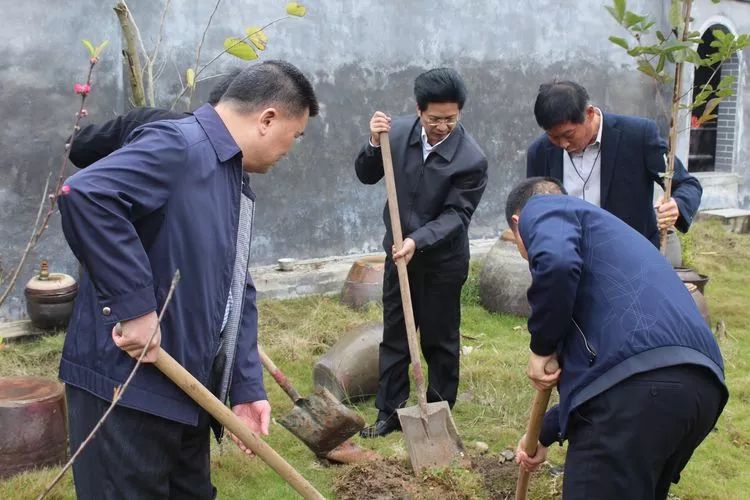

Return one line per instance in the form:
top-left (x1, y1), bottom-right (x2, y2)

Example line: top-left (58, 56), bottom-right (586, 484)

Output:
top-left (507, 178), bottom-right (727, 499)
top-left (58, 61), bottom-right (318, 499)
top-left (526, 80), bottom-right (702, 247)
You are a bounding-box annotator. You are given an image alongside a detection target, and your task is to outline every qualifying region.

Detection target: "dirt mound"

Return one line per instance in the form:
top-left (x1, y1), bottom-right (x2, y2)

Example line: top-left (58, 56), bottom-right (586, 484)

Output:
top-left (333, 454), bottom-right (520, 499)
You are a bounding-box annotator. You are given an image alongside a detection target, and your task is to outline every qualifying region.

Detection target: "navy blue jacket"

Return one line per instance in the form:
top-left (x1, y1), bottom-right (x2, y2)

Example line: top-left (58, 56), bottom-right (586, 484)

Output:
top-left (519, 195), bottom-right (727, 445)
top-left (355, 116), bottom-right (488, 265)
top-left (58, 104), bottom-right (266, 425)
top-left (526, 113), bottom-right (703, 247)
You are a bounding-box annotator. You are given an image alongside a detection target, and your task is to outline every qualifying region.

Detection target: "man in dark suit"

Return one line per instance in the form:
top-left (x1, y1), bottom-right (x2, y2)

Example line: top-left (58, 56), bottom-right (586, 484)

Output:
top-left (355, 68), bottom-right (488, 437)
top-left (507, 177), bottom-right (727, 499)
top-left (526, 80), bottom-right (702, 247)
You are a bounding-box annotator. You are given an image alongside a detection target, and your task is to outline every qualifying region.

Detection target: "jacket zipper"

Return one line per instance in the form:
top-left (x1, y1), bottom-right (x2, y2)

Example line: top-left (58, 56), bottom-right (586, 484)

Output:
top-left (572, 318), bottom-right (597, 366)
top-left (223, 177), bottom-right (254, 403)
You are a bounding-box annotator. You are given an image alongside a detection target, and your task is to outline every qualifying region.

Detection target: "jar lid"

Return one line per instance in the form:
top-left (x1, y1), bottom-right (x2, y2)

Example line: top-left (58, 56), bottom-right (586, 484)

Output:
top-left (25, 273), bottom-right (77, 293)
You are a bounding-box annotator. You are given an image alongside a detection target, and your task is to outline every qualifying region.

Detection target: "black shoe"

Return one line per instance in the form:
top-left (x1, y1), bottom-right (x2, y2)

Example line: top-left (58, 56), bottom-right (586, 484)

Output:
top-left (359, 416), bottom-right (401, 438)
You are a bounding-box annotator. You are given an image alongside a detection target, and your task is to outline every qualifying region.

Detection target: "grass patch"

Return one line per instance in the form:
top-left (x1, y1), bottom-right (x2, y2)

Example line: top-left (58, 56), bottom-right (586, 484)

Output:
top-left (0, 221), bottom-right (748, 499)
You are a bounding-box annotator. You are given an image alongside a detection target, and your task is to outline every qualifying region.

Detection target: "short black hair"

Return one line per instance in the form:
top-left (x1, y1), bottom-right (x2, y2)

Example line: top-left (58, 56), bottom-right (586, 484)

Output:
top-left (414, 68), bottom-right (467, 111)
top-left (207, 68), bottom-right (242, 105)
top-left (220, 60), bottom-right (319, 117)
top-left (505, 177), bottom-right (567, 227)
top-left (534, 80), bottom-right (589, 130)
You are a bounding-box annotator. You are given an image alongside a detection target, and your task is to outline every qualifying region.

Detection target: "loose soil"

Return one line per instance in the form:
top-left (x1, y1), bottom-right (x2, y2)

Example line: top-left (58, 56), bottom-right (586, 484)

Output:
top-left (333, 454), bottom-right (520, 499)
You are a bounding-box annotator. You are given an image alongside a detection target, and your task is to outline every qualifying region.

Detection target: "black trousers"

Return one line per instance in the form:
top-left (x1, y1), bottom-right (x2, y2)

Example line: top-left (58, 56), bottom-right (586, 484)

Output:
top-left (66, 385), bottom-right (216, 500)
top-left (563, 364), bottom-right (724, 500)
top-left (375, 256), bottom-right (468, 418)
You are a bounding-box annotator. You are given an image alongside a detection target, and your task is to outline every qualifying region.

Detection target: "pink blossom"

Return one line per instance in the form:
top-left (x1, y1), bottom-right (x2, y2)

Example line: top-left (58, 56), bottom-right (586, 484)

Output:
top-left (78, 109), bottom-right (89, 118)
top-left (89, 57), bottom-right (99, 65)
top-left (60, 185), bottom-right (71, 196)
top-left (74, 83), bottom-right (91, 95)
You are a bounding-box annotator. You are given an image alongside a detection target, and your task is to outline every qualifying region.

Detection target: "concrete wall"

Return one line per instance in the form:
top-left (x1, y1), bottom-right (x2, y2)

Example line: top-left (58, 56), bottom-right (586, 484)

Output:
top-left (1, 0), bottom-right (747, 320)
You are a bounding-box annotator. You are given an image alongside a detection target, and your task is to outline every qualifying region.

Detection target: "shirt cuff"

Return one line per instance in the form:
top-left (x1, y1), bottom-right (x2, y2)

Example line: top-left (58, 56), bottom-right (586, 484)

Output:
top-left (539, 405), bottom-right (561, 447)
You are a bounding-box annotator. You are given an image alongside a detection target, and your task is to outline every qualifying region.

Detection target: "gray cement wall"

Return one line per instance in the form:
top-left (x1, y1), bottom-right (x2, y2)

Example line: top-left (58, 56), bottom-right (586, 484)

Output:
top-left (1, 0), bottom-right (748, 321)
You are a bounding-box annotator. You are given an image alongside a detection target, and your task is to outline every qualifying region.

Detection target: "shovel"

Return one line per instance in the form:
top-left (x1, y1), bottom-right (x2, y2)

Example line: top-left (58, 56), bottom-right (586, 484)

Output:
top-left (515, 357), bottom-right (559, 500)
top-left (258, 345), bottom-right (365, 457)
top-left (153, 348), bottom-right (324, 500)
top-left (379, 131), bottom-right (468, 473)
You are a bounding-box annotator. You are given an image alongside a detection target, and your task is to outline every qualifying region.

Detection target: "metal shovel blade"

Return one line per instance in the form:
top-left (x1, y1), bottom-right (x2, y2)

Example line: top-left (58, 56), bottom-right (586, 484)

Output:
top-left (278, 386), bottom-right (365, 456)
top-left (397, 400), bottom-right (469, 473)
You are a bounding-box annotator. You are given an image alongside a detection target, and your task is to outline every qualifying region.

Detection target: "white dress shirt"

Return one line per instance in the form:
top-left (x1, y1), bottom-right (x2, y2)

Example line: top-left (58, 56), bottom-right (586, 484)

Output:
top-left (563, 108), bottom-right (604, 207)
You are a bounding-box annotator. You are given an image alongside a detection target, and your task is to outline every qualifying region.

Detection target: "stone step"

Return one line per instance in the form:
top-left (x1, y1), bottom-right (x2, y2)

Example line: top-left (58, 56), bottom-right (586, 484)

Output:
top-left (252, 238), bottom-right (496, 301)
top-left (697, 208), bottom-right (750, 234)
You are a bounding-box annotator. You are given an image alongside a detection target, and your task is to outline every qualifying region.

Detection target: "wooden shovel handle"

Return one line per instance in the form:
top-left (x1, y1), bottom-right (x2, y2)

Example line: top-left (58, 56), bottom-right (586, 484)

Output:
top-left (257, 345), bottom-right (302, 402)
top-left (515, 358), bottom-right (560, 500)
top-left (380, 131), bottom-right (430, 417)
top-left (154, 348), bottom-right (324, 500)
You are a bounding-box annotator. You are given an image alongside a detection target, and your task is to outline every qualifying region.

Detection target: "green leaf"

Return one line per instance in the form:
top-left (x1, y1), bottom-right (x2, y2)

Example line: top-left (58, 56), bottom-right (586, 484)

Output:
top-left (286, 2), bottom-right (306, 17)
top-left (624, 11), bottom-right (646, 29)
top-left (656, 53), bottom-right (666, 73)
top-left (718, 75), bottom-right (736, 90)
top-left (609, 36), bottom-right (629, 50)
top-left (703, 97), bottom-right (722, 118)
top-left (711, 0), bottom-right (720, 3)
top-left (669, 0), bottom-right (683, 31)
top-left (81, 39), bottom-right (96, 57)
top-left (605, 5), bottom-right (621, 23)
top-left (614, 0), bottom-right (626, 19)
top-left (663, 42), bottom-right (690, 53)
top-left (246, 26), bottom-right (269, 51)
top-left (186, 67), bottom-right (195, 88)
top-left (94, 40), bottom-right (109, 58)
top-left (637, 59), bottom-right (659, 80)
top-left (697, 113), bottom-right (718, 126)
top-left (656, 30), bottom-right (666, 42)
top-left (641, 20), bottom-right (656, 32)
top-left (224, 37), bottom-right (258, 60)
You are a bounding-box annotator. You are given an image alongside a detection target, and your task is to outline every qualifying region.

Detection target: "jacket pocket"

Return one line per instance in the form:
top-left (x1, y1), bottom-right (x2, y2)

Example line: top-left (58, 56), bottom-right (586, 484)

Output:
top-left (572, 319), bottom-right (597, 366)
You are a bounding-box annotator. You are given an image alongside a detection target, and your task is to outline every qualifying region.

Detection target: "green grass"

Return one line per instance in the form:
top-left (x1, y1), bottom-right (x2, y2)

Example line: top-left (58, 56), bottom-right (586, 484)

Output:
top-left (0, 220), bottom-right (748, 499)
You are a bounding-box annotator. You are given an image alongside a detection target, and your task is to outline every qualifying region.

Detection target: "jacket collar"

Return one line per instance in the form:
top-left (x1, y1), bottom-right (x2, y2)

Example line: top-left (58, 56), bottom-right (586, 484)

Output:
top-left (408, 117), bottom-right (463, 162)
top-left (193, 104), bottom-right (242, 163)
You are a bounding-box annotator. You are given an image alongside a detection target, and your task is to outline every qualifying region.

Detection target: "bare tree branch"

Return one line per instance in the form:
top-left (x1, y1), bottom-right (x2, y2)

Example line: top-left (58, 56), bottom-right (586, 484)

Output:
top-left (0, 175), bottom-right (50, 307)
top-left (115, 3), bottom-right (147, 107)
top-left (0, 58), bottom-right (97, 309)
top-left (38, 270), bottom-right (181, 500)
top-left (187, 0), bottom-right (223, 108)
top-left (169, 17), bottom-right (291, 110)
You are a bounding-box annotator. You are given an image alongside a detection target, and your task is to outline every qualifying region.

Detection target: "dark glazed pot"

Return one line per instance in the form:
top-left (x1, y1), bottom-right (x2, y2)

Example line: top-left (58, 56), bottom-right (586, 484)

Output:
top-left (685, 283), bottom-right (710, 326)
top-left (24, 261), bottom-right (78, 330)
top-left (674, 267), bottom-right (709, 294)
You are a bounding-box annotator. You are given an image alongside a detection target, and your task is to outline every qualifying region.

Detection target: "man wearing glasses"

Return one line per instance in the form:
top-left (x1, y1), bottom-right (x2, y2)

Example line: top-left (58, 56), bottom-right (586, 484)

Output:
top-left (355, 68), bottom-right (488, 437)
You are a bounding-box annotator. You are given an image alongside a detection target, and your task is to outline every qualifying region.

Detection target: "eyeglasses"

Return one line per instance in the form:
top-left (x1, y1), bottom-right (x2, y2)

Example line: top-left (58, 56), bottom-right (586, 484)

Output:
top-left (423, 116), bottom-right (459, 127)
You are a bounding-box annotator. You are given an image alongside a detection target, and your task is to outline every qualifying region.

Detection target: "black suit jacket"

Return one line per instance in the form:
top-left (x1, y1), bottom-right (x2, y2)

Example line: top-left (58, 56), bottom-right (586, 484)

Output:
top-left (69, 107), bottom-right (187, 168)
top-left (355, 116), bottom-right (488, 265)
top-left (526, 113), bottom-right (702, 246)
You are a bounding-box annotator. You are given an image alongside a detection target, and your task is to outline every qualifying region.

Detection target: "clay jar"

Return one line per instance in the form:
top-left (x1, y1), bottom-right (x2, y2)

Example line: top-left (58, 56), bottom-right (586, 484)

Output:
top-left (24, 260), bottom-right (78, 329)
top-left (313, 322), bottom-right (382, 402)
top-left (0, 376), bottom-right (68, 478)
top-left (340, 255), bottom-right (385, 310)
top-left (674, 267), bottom-right (709, 294)
top-left (685, 283), bottom-right (710, 326)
